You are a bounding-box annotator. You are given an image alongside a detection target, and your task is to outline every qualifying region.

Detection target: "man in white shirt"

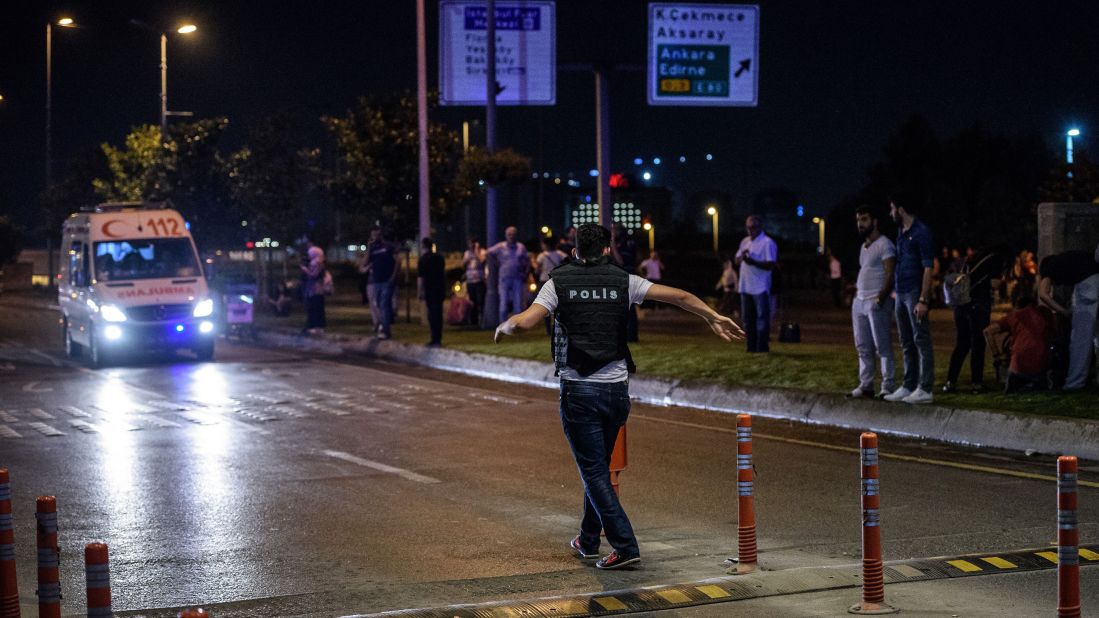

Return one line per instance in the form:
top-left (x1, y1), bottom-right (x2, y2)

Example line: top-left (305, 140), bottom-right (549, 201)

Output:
top-left (848, 206), bottom-right (897, 399)
top-left (488, 226), bottom-right (530, 321)
top-left (494, 224), bottom-right (743, 570)
top-left (736, 215), bottom-right (779, 352)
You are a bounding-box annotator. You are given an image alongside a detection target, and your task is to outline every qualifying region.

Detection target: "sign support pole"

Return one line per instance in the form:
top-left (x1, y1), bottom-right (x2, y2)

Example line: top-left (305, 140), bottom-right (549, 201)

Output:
top-left (416, 0), bottom-right (431, 243)
top-left (595, 69), bottom-right (612, 229)
top-left (485, 0), bottom-right (499, 246)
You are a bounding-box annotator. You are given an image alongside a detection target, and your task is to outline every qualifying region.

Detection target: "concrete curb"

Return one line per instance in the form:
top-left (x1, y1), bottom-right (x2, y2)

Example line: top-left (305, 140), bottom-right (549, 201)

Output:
top-left (255, 328), bottom-right (1098, 460)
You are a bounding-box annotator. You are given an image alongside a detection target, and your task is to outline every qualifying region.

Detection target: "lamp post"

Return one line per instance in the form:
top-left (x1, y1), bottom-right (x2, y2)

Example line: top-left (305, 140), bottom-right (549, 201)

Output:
top-left (156, 23), bottom-right (197, 142)
top-left (46, 17), bottom-right (77, 190)
top-left (707, 206), bottom-right (719, 253)
top-left (812, 217), bottom-right (825, 255)
top-left (1067, 128), bottom-right (1080, 179)
top-left (643, 222), bottom-right (654, 251)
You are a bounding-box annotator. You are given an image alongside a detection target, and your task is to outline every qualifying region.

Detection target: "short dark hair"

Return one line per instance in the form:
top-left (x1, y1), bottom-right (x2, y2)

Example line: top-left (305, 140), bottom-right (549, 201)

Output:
top-left (421, 237), bottom-right (434, 250)
top-left (576, 224), bottom-right (611, 260)
top-left (889, 190), bottom-right (919, 215)
top-left (855, 205), bottom-right (878, 219)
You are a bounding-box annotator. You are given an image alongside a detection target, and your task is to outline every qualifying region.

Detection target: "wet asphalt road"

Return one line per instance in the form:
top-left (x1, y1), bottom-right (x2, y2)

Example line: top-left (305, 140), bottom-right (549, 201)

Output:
top-left (1, 295), bottom-right (1098, 617)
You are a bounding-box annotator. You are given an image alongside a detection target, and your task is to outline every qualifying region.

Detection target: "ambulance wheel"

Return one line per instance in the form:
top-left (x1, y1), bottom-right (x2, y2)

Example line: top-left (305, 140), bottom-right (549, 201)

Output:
top-left (62, 318), bottom-right (82, 359)
top-left (193, 340), bottom-right (215, 362)
top-left (85, 327), bottom-right (110, 369)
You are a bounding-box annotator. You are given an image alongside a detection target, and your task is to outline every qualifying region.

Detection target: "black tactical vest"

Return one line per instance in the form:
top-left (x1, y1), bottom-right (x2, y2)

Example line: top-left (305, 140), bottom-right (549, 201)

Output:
top-left (550, 258), bottom-right (635, 377)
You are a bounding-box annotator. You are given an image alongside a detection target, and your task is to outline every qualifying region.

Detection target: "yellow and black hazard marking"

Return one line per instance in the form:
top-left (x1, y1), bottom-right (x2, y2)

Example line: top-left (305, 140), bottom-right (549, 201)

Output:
top-left (356, 544), bottom-right (1099, 618)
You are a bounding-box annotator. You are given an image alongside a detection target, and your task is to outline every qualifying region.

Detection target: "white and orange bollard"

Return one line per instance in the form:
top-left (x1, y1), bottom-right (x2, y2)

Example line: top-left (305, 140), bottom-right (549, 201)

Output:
top-left (0, 469), bottom-right (18, 618)
top-left (36, 496), bottom-right (61, 618)
top-left (1058, 455), bottom-right (1081, 618)
top-left (849, 432), bottom-right (896, 614)
top-left (727, 414), bottom-right (757, 575)
top-left (609, 426), bottom-right (627, 497)
top-left (85, 543), bottom-right (111, 617)
top-left (179, 609), bottom-right (210, 617)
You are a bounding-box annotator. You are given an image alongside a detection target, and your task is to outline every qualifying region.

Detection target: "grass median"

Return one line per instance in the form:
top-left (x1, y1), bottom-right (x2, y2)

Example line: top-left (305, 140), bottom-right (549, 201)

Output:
top-left (255, 297), bottom-right (1099, 422)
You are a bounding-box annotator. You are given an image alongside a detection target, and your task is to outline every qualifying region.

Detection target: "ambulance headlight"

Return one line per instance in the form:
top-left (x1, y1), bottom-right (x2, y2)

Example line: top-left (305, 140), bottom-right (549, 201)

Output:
top-left (199, 321), bottom-right (214, 334)
top-left (104, 325), bottom-right (123, 340)
top-left (193, 298), bottom-right (214, 317)
top-left (99, 304), bottom-right (128, 322)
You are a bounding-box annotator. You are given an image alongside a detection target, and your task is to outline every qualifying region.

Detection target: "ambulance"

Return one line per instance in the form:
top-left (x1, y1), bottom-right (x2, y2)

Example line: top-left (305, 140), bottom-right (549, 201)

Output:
top-left (58, 202), bottom-right (216, 367)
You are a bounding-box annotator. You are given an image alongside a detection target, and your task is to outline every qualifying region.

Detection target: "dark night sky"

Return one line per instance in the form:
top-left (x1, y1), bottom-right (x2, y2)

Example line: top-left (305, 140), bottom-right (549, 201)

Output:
top-left (2, 1), bottom-right (1097, 235)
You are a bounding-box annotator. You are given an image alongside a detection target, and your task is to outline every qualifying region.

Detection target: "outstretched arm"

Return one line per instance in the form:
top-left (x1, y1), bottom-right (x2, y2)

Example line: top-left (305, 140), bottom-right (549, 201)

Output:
top-left (645, 283), bottom-right (745, 341)
top-left (494, 304), bottom-right (551, 343)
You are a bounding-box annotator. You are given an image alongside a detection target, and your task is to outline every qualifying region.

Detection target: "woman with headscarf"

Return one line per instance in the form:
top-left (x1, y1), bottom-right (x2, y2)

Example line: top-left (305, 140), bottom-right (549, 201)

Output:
top-left (301, 245), bottom-right (327, 334)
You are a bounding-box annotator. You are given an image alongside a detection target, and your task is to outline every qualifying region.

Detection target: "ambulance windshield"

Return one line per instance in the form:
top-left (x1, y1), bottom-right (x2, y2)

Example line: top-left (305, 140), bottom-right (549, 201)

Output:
top-left (94, 239), bottom-right (200, 282)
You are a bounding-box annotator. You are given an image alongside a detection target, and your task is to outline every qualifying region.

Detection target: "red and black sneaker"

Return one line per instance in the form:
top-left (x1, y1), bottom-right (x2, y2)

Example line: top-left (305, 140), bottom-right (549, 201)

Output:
top-left (570, 536), bottom-right (599, 559)
top-left (595, 550), bottom-right (641, 570)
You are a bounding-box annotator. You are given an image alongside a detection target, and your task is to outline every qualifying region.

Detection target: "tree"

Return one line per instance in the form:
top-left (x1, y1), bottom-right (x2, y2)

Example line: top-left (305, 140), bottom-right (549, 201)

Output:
top-left (1041, 150), bottom-right (1099, 204)
top-left (0, 217), bottom-right (21, 265)
top-left (320, 93), bottom-right (469, 240)
top-left (92, 118), bottom-right (237, 246)
top-left (227, 112), bottom-right (318, 245)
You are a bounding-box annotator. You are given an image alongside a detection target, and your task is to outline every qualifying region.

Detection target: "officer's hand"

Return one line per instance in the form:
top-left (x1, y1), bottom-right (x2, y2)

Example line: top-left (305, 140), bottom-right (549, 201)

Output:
top-left (709, 314), bottom-right (745, 342)
top-left (493, 320), bottom-right (515, 343)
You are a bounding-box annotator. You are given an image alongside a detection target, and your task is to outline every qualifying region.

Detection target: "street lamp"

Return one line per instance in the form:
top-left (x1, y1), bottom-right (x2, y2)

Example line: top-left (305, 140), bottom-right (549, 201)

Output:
top-left (540, 226), bottom-right (552, 237)
top-left (1067, 128), bottom-right (1081, 178)
top-left (46, 16), bottom-right (78, 189)
top-left (707, 206), bottom-right (719, 253)
top-left (643, 222), bottom-right (654, 251)
top-left (159, 24), bottom-right (198, 141)
top-left (812, 217), bottom-right (825, 255)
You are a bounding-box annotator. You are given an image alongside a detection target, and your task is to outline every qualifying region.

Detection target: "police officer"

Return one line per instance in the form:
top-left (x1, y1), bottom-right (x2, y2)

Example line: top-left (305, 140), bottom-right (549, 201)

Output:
top-left (495, 224), bottom-right (743, 569)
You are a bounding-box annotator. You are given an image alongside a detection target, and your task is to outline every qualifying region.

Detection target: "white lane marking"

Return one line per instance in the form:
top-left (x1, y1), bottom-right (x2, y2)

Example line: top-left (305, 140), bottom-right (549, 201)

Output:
top-left (0, 425), bottom-right (22, 439)
top-left (0, 411), bottom-right (18, 423)
top-left (22, 381), bottom-right (54, 393)
top-left (136, 415), bottom-right (182, 429)
top-left (58, 405), bottom-right (90, 417)
top-left (28, 408), bottom-right (55, 420)
top-left (27, 422), bottom-right (64, 437)
top-left (69, 420), bottom-right (99, 433)
top-left (25, 348), bottom-right (63, 367)
top-left (323, 450), bottom-right (442, 484)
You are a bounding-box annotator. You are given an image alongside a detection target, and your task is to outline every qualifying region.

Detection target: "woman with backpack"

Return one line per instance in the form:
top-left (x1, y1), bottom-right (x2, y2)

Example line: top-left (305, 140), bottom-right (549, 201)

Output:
top-left (942, 247), bottom-right (1005, 393)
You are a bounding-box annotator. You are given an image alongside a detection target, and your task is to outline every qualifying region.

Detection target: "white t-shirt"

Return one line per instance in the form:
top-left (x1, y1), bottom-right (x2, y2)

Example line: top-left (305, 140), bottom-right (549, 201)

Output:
top-left (639, 258), bottom-right (663, 281)
top-left (536, 250), bottom-right (566, 282)
top-left (856, 235), bottom-right (896, 300)
top-left (737, 233), bottom-right (778, 295)
top-left (533, 275), bottom-right (653, 383)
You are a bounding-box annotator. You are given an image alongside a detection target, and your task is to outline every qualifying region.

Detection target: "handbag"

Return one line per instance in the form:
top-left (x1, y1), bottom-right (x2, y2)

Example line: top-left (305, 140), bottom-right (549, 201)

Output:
top-left (943, 254), bottom-right (994, 307)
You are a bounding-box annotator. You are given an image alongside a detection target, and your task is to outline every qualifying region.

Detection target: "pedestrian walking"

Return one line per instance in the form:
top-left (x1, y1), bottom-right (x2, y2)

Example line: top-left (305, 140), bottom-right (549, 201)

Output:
top-left (418, 238), bottom-right (446, 347)
top-left (365, 226), bottom-right (399, 339)
top-left (638, 250), bottom-right (664, 282)
top-left (488, 226), bottom-right (530, 321)
top-left (494, 224), bottom-right (744, 570)
top-left (883, 191), bottom-right (936, 404)
top-left (827, 247), bottom-right (843, 307)
top-left (736, 214), bottom-right (778, 353)
top-left (300, 245), bottom-right (327, 335)
top-left (1037, 247), bottom-right (1099, 390)
top-left (463, 238), bottom-right (487, 326)
top-left (942, 247), bottom-right (1004, 393)
top-left (715, 254), bottom-right (739, 319)
top-left (848, 206), bottom-right (896, 399)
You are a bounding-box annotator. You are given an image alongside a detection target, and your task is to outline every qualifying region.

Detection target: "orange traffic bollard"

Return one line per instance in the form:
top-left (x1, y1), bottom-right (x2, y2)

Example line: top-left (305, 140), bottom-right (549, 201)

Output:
top-left (727, 414), bottom-right (757, 575)
top-left (609, 425), bottom-right (627, 497)
top-left (85, 543), bottom-right (111, 617)
top-left (36, 496), bottom-right (61, 618)
top-left (1058, 455), bottom-right (1081, 618)
top-left (178, 609), bottom-right (209, 618)
top-left (849, 433), bottom-right (896, 615)
top-left (0, 469), bottom-right (18, 618)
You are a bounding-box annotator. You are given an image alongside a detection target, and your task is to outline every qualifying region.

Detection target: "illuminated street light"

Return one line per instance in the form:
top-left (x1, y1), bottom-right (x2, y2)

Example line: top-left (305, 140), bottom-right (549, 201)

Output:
top-left (707, 206), bottom-right (719, 253)
top-left (643, 222), bottom-right (654, 250)
top-left (177, 24), bottom-right (198, 34)
top-left (812, 217), bottom-right (825, 255)
top-left (540, 226), bottom-right (552, 237)
top-left (642, 171), bottom-right (652, 181)
top-left (1067, 128), bottom-right (1081, 178)
top-left (57, 17), bottom-right (76, 27)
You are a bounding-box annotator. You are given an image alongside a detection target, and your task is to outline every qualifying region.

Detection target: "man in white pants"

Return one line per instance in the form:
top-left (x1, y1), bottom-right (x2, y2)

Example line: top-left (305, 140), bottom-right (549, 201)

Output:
top-left (848, 206), bottom-right (897, 398)
top-left (1037, 246), bottom-right (1099, 390)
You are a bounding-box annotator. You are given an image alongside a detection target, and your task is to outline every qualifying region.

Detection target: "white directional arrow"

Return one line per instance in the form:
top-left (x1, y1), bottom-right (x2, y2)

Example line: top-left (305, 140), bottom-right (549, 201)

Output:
top-left (22, 381), bottom-right (54, 393)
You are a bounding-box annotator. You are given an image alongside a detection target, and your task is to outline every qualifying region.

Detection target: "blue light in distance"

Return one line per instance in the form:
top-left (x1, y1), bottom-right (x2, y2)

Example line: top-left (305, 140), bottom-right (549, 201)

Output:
top-left (633, 157), bottom-right (643, 165)
top-left (796, 205), bottom-right (804, 217)
top-left (642, 171), bottom-right (652, 181)
top-left (653, 157), bottom-right (662, 165)
top-left (705, 153), bottom-right (713, 161)
top-left (588, 169), bottom-right (599, 177)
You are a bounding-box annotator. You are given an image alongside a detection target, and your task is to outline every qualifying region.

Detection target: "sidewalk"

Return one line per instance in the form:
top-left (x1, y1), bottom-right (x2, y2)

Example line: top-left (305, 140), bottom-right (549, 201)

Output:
top-left (252, 290), bottom-right (1099, 460)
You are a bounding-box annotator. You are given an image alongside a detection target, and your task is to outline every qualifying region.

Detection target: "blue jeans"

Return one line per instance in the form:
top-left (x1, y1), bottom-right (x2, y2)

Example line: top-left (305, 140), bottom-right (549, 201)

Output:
top-left (559, 380), bottom-right (639, 558)
top-left (499, 277), bottom-right (525, 320)
top-left (895, 291), bottom-right (934, 391)
top-left (367, 282), bottom-right (394, 336)
top-left (741, 292), bottom-right (771, 353)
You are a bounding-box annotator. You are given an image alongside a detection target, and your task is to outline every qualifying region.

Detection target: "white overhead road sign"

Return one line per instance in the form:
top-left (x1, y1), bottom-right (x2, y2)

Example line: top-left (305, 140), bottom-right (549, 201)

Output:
top-left (439, 0), bottom-right (556, 106)
top-left (648, 3), bottom-right (759, 106)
